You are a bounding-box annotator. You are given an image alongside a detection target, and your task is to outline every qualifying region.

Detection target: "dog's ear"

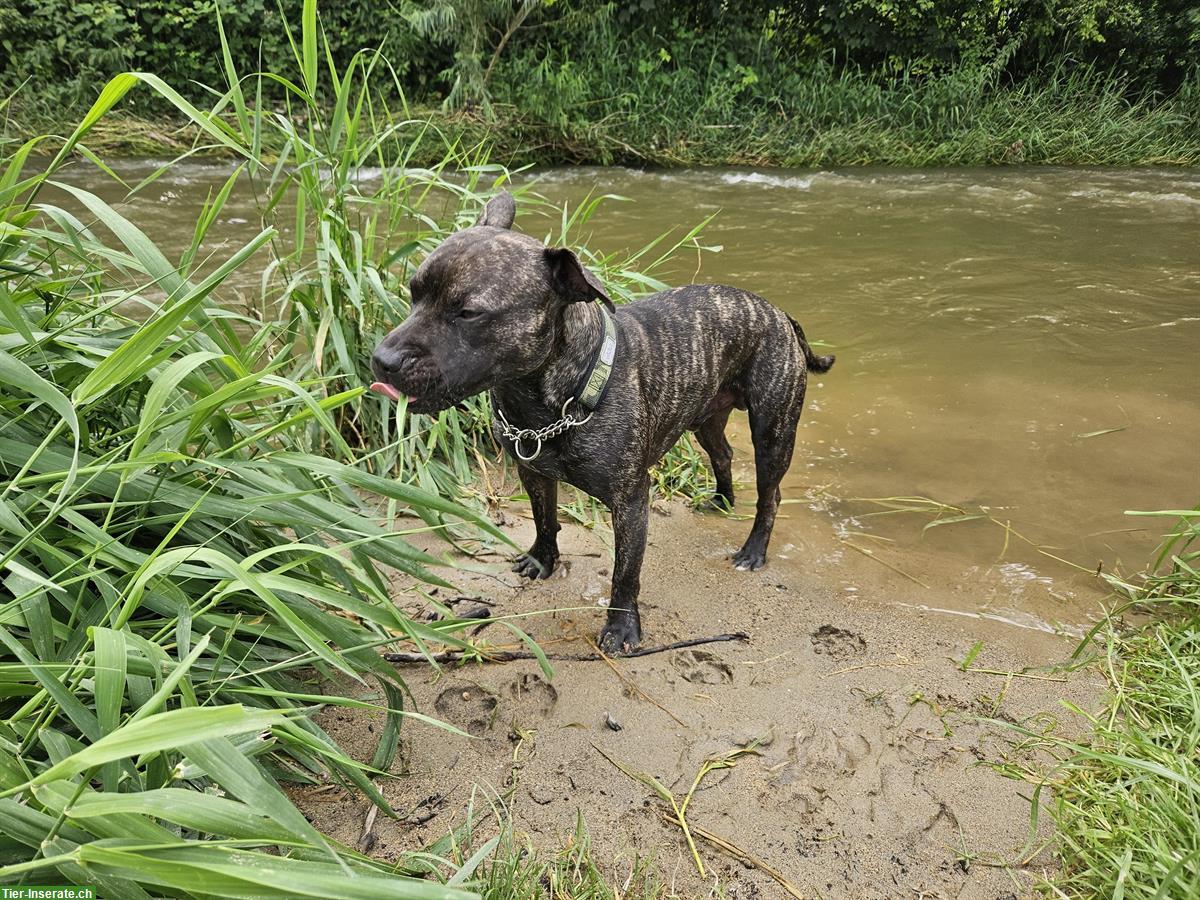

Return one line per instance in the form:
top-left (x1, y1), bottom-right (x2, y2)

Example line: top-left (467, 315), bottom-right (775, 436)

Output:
top-left (475, 192), bottom-right (516, 229)
top-left (544, 247), bottom-right (614, 310)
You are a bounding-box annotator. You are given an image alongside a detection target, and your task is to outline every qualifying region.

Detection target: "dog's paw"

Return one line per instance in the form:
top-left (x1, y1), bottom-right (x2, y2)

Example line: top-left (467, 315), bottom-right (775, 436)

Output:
top-left (598, 614), bottom-right (642, 655)
top-left (732, 545), bottom-right (767, 571)
top-left (512, 546), bottom-right (557, 579)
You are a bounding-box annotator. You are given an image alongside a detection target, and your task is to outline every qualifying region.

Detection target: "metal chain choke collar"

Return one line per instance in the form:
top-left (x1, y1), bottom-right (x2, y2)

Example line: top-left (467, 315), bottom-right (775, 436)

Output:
top-left (494, 397), bottom-right (593, 462)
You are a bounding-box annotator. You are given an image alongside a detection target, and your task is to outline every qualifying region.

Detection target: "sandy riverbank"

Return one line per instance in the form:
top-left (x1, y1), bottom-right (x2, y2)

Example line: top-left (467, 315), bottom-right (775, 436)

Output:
top-left (294, 498), bottom-right (1103, 897)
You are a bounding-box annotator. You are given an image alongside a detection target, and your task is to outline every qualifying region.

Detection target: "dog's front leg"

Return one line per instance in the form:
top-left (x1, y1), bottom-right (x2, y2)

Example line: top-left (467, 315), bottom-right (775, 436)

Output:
top-left (512, 465), bottom-right (561, 579)
top-left (598, 482), bottom-right (650, 653)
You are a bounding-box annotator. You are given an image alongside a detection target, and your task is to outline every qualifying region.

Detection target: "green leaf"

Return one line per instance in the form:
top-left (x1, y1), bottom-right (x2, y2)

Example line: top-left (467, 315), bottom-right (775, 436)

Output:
top-left (92, 627), bottom-right (128, 792)
top-left (0, 349), bottom-right (80, 493)
top-left (923, 514), bottom-right (986, 532)
top-left (178, 736), bottom-right (337, 859)
top-left (14, 706), bottom-right (289, 792)
top-left (71, 841), bottom-right (477, 899)
top-left (958, 640), bottom-right (984, 672)
top-left (302, 0), bottom-right (319, 97)
top-left (66, 789), bottom-right (297, 843)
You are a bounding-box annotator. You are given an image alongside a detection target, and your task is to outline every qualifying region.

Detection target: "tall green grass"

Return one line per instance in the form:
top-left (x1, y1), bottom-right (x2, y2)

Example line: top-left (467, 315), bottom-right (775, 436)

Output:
top-left (0, 4), bottom-right (509, 894)
top-left (1003, 508), bottom-right (1199, 899)
top-left (0, 116), bottom-right (523, 894)
top-left (484, 56), bottom-right (1200, 167)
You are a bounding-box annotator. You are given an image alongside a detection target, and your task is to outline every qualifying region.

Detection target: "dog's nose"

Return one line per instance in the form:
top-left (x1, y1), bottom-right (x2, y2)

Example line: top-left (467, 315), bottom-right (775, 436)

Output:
top-left (371, 346), bottom-right (402, 381)
top-left (372, 344), bottom-right (425, 381)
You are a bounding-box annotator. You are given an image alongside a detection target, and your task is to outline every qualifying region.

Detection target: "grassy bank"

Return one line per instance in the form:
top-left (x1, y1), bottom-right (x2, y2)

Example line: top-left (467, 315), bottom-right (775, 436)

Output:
top-left (4, 2), bottom-right (1199, 168)
top-left (9, 62), bottom-right (1200, 168)
top-left (1052, 510), bottom-right (1200, 898)
top-left (1003, 509), bottom-right (1200, 898)
top-left (481, 62), bottom-right (1200, 168)
top-left (1054, 607), bottom-right (1200, 897)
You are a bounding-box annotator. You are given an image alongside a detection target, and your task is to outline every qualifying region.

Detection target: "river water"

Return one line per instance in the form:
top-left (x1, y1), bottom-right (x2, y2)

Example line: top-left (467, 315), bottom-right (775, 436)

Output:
top-left (50, 162), bottom-right (1200, 634)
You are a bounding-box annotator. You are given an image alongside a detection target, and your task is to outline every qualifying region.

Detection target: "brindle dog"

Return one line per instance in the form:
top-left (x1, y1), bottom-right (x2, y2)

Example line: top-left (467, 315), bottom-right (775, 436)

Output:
top-left (371, 192), bottom-right (834, 652)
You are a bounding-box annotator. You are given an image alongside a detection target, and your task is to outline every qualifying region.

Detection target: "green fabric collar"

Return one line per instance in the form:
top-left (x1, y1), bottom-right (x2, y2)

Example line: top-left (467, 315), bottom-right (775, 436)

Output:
top-left (574, 303), bottom-right (617, 412)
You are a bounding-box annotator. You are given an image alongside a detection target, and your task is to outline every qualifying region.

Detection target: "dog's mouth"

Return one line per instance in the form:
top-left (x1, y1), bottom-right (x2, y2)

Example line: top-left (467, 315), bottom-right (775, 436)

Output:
top-left (369, 381), bottom-right (405, 403)
top-left (370, 381), bottom-right (457, 414)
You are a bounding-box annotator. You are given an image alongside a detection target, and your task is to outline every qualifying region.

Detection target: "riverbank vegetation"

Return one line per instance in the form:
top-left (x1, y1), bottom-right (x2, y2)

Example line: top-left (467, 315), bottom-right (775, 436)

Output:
top-left (1002, 509), bottom-right (1200, 898)
top-left (0, 91), bottom-right (503, 900)
top-left (3, 1), bottom-right (1198, 166)
top-left (1052, 509), bottom-right (1199, 898)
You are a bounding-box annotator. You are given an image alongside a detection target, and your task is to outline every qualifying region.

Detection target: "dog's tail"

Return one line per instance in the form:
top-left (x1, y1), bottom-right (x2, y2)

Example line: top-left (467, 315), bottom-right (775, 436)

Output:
top-left (788, 315), bottom-right (836, 373)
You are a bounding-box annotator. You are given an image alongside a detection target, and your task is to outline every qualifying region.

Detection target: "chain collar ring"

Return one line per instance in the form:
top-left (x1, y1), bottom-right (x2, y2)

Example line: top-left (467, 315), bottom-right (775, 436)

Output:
top-left (494, 397), bottom-right (593, 462)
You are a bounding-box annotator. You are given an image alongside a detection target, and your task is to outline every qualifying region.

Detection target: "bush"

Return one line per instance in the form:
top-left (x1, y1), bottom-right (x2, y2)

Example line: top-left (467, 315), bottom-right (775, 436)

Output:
top-left (3, 0), bottom-right (1198, 124)
top-left (0, 99), bottom-right (506, 900)
top-left (0, 0), bottom-right (421, 117)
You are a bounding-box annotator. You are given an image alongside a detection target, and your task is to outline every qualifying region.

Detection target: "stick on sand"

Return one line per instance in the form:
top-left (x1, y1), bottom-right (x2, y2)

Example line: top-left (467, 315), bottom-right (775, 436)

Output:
top-left (383, 631), bottom-right (750, 665)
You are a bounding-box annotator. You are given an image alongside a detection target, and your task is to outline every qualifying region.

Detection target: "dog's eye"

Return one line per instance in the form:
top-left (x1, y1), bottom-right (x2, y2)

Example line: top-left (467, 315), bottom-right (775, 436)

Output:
top-left (458, 307), bottom-right (484, 321)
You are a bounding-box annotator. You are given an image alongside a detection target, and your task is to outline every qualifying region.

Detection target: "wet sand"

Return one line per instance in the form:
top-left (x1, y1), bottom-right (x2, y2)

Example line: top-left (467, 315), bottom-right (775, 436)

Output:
top-left (297, 499), bottom-right (1103, 898)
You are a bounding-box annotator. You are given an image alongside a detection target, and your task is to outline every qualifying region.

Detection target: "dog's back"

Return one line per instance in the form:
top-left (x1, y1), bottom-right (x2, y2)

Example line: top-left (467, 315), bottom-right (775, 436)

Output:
top-left (613, 283), bottom-right (823, 430)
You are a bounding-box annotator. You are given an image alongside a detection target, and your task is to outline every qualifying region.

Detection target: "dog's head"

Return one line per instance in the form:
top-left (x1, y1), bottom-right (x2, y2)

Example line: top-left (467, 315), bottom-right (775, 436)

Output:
top-left (370, 192), bottom-right (611, 413)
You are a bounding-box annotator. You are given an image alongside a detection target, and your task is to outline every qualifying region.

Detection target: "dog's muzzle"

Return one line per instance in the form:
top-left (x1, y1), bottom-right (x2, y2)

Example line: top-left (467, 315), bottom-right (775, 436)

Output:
top-left (370, 345), bottom-right (447, 410)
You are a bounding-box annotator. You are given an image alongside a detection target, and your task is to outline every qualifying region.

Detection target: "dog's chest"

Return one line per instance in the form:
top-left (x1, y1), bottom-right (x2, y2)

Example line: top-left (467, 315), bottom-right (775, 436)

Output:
top-left (493, 421), bottom-right (613, 499)
top-left (503, 439), bottom-right (567, 480)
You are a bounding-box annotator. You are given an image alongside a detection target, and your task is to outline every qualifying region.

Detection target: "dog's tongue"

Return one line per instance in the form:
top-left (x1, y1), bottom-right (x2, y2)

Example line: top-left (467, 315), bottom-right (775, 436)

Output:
top-left (369, 381), bottom-right (402, 402)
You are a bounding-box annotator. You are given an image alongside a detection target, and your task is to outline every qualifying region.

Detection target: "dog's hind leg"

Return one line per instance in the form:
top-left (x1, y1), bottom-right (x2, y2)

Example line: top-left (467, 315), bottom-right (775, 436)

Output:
top-left (694, 404), bottom-right (735, 510)
top-left (732, 352), bottom-right (806, 572)
top-left (512, 466), bottom-right (561, 579)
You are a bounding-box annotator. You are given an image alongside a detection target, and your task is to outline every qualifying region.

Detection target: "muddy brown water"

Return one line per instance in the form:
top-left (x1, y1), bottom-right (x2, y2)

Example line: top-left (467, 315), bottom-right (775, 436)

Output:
top-left (47, 162), bottom-right (1199, 894)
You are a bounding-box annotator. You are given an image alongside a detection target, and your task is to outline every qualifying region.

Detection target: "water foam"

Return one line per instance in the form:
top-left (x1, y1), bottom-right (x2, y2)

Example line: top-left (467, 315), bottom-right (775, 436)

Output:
top-left (716, 171), bottom-right (818, 189)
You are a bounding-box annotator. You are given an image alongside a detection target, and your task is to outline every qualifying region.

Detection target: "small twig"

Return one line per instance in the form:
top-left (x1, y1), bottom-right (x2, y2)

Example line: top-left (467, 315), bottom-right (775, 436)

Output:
top-left (823, 654), bottom-right (916, 678)
top-left (593, 745), bottom-right (705, 876)
top-left (743, 649), bottom-right (794, 667)
top-left (666, 814), bottom-right (807, 899)
top-left (383, 632), bottom-right (749, 666)
top-left (969, 667), bottom-right (1069, 683)
top-left (841, 540), bottom-right (931, 588)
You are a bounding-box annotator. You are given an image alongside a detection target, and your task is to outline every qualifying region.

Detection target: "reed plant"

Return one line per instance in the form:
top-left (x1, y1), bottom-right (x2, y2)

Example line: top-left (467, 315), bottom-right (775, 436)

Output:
top-left (0, 5), bottom-right (514, 891)
top-left (0, 106), bottom-right (528, 891)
